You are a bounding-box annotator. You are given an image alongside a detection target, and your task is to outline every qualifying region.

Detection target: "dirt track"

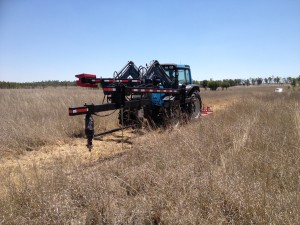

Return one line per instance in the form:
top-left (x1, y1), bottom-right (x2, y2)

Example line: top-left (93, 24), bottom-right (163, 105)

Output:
top-left (0, 130), bottom-right (136, 174)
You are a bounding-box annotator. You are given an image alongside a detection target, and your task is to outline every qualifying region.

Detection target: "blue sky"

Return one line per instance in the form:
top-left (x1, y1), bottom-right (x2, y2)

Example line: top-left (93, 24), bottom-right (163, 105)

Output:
top-left (0, 0), bottom-right (299, 82)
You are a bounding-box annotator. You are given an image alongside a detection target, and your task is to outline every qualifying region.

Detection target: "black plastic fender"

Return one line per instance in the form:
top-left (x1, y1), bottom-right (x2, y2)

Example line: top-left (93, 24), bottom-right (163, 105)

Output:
top-left (186, 84), bottom-right (200, 96)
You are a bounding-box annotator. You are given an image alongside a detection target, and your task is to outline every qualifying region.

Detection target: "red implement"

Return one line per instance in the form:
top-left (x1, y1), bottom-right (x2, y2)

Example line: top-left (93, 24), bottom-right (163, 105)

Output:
top-left (75, 74), bottom-right (99, 88)
top-left (201, 105), bottom-right (213, 117)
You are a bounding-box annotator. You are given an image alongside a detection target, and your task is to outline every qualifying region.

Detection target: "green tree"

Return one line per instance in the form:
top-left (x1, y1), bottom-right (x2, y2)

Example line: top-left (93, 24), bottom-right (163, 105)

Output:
top-left (208, 81), bottom-right (220, 91)
top-left (268, 77), bottom-right (273, 84)
top-left (257, 78), bottom-right (263, 85)
top-left (291, 78), bottom-right (297, 87)
top-left (0, 80), bottom-right (76, 89)
top-left (234, 79), bottom-right (241, 86)
top-left (274, 76), bottom-right (280, 84)
top-left (202, 80), bottom-right (208, 89)
top-left (221, 81), bottom-right (230, 90)
top-left (228, 79), bottom-right (235, 86)
top-left (245, 79), bottom-right (250, 86)
top-left (287, 77), bottom-right (293, 84)
top-left (251, 78), bottom-right (257, 85)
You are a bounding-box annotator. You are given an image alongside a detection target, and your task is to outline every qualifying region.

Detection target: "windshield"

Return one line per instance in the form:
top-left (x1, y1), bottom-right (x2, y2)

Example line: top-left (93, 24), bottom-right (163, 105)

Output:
top-left (178, 69), bottom-right (189, 84)
top-left (178, 69), bottom-right (191, 85)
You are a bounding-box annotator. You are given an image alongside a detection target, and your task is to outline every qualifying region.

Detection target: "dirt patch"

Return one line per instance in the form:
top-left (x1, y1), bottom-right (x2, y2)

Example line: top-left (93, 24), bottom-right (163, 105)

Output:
top-left (0, 129), bottom-right (135, 173)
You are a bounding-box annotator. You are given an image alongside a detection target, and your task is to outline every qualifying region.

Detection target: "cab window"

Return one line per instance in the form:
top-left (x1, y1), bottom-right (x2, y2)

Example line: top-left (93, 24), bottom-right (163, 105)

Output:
top-left (178, 69), bottom-right (191, 85)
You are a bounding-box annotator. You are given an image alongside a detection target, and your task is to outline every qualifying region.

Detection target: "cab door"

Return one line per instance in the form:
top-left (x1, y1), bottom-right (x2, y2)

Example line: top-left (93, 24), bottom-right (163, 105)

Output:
top-left (178, 69), bottom-right (192, 85)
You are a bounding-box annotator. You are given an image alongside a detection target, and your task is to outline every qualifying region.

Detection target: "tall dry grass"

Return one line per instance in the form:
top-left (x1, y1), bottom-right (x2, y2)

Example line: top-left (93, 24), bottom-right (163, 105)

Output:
top-left (0, 86), bottom-right (299, 224)
top-left (0, 87), bottom-right (118, 157)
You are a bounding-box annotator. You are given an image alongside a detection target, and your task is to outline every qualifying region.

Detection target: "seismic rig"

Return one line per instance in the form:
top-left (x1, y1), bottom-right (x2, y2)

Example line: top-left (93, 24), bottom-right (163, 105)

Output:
top-left (69, 60), bottom-right (212, 150)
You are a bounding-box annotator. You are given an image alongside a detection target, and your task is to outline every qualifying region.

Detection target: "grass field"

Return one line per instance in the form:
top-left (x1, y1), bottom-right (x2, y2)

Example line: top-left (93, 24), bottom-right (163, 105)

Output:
top-left (0, 86), bottom-right (299, 224)
top-left (0, 87), bottom-right (119, 158)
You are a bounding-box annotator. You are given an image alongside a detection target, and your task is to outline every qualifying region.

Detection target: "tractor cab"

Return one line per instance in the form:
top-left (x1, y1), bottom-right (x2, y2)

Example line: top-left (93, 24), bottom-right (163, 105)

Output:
top-left (161, 64), bottom-right (192, 86)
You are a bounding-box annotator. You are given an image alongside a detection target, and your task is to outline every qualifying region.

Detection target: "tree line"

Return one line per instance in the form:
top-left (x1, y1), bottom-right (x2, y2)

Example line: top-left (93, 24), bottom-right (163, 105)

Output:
top-left (193, 76), bottom-right (300, 91)
top-left (0, 80), bottom-right (76, 89)
top-left (1, 75), bottom-right (299, 90)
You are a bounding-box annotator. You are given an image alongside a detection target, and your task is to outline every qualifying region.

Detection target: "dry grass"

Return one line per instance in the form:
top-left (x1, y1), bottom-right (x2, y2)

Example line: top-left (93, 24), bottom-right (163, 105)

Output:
top-left (0, 87), bottom-right (118, 158)
top-left (0, 86), bottom-right (299, 224)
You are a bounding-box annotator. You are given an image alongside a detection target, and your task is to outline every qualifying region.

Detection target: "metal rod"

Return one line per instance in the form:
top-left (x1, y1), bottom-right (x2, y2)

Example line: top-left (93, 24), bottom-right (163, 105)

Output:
top-left (121, 107), bottom-right (124, 150)
top-left (93, 126), bottom-right (132, 137)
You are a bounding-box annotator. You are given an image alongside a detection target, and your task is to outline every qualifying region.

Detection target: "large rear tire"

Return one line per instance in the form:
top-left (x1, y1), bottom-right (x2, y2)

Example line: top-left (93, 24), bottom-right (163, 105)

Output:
top-left (190, 91), bottom-right (202, 119)
top-left (118, 108), bottom-right (143, 128)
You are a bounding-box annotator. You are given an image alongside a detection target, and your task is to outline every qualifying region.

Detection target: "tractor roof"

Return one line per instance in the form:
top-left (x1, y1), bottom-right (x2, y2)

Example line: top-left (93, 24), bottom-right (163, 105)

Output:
top-left (161, 63), bottom-right (190, 69)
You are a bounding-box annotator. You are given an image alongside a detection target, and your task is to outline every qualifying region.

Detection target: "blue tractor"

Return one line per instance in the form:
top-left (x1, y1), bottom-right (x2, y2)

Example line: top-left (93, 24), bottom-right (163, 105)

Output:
top-left (69, 60), bottom-right (202, 149)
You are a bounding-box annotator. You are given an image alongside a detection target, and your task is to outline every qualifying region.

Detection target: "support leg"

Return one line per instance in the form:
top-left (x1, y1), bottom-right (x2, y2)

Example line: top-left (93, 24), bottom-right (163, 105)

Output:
top-left (85, 113), bottom-right (94, 151)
